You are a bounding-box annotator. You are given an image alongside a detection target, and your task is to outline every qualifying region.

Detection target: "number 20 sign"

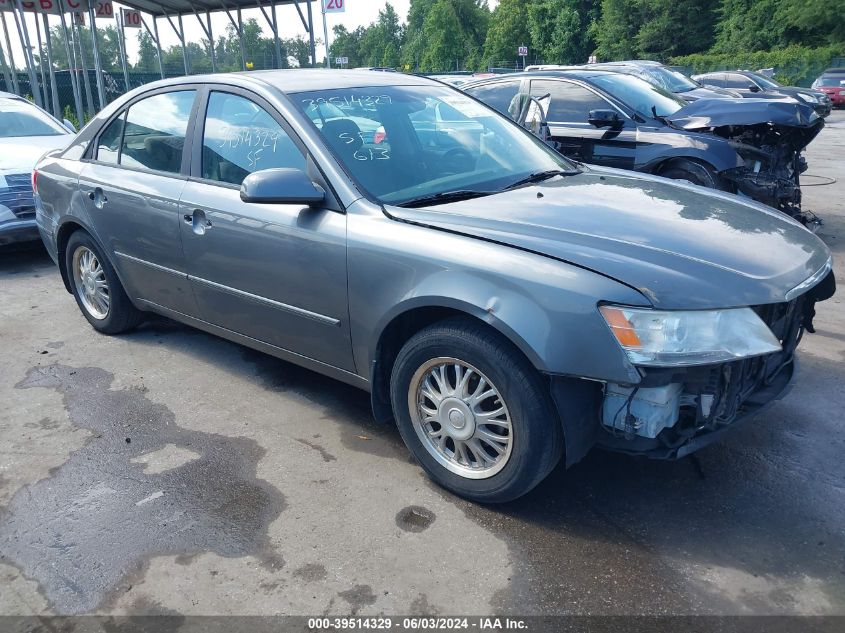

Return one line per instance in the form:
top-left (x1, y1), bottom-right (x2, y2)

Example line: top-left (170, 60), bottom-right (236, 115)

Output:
top-left (323, 0), bottom-right (344, 13)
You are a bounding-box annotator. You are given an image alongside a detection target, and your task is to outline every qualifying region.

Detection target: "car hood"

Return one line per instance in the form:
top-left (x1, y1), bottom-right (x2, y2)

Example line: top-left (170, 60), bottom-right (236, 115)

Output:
top-left (385, 168), bottom-right (831, 309)
top-left (0, 135), bottom-right (73, 175)
top-left (667, 96), bottom-right (821, 130)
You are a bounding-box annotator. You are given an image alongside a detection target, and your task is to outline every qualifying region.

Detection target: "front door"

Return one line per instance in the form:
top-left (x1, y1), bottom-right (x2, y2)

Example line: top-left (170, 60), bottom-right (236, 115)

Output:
top-left (530, 79), bottom-right (638, 171)
top-left (78, 89), bottom-right (197, 314)
top-left (180, 89), bottom-right (354, 372)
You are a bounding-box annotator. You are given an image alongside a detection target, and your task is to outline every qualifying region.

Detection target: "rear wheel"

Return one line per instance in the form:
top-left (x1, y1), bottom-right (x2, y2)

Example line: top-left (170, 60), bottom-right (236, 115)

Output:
top-left (390, 317), bottom-right (563, 503)
top-left (66, 231), bottom-right (144, 334)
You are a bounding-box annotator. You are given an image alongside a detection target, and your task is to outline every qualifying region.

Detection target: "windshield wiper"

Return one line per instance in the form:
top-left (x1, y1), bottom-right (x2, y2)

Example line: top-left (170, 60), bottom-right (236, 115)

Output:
top-left (503, 169), bottom-right (574, 191)
top-left (398, 189), bottom-right (495, 208)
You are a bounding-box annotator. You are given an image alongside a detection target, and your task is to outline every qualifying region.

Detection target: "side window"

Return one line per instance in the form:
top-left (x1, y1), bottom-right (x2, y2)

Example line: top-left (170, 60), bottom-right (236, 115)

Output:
top-left (202, 92), bottom-right (306, 186)
top-left (465, 80), bottom-right (522, 114)
top-left (96, 113), bottom-right (125, 164)
top-left (701, 74), bottom-right (725, 87)
top-left (725, 74), bottom-right (751, 89)
top-left (530, 80), bottom-right (610, 122)
top-left (120, 90), bottom-right (196, 174)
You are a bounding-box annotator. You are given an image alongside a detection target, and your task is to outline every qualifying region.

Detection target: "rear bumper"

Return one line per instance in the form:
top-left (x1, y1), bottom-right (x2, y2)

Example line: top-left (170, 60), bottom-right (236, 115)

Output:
top-left (0, 218), bottom-right (40, 246)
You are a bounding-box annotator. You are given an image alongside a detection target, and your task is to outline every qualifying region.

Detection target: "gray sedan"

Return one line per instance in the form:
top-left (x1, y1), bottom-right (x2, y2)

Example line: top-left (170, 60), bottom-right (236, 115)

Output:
top-left (34, 71), bottom-right (835, 502)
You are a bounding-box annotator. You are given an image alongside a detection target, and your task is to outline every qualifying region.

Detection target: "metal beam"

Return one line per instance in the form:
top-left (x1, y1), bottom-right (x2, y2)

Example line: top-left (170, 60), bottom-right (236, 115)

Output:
top-left (70, 11), bottom-right (93, 115)
top-left (0, 25), bottom-right (14, 93)
top-left (206, 11), bottom-right (216, 71)
top-left (306, 0), bottom-right (315, 68)
top-left (164, 13), bottom-right (188, 75)
top-left (88, 3), bottom-right (106, 110)
top-left (1, 12), bottom-right (20, 95)
top-left (116, 9), bottom-right (130, 92)
top-left (34, 12), bottom-right (49, 108)
top-left (141, 15), bottom-right (165, 79)
top-left (41, 12), bottom-right (60, 118)
top-left (291, 0), bottom-right (308, 32)
top-left (57, 0), bottom-right (83, 124)
top-left (12, 0), bottom-right (43, 106)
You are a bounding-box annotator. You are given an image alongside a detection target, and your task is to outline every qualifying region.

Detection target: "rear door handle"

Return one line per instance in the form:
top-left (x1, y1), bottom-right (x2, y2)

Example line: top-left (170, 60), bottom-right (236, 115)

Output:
top-left (88, 187), bottom-right (108, 207)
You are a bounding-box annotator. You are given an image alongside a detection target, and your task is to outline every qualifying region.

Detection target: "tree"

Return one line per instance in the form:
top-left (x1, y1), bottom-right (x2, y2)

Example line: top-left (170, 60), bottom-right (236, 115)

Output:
top-left (591, 0), bottom-right (643, 60)
top-left (136, 31), bottom-right (159, 72)
top-left (330, 25), bottom-right (365, 66)
top-left (357, 3), bottom-right (404, 67)
top-left (483, 0), bottom-right (532, 67)
top-left (48, 25), bottom-right (121, 71)
top-left (419, 0), bottom-right (465, 71)
top-left (636, 0), bottom-right (719, 59)
top-left (528, 0), bottom-right (599, 64)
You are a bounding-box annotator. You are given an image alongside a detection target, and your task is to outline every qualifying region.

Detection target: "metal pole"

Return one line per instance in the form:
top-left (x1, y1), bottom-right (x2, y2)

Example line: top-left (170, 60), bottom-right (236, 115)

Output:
top-left (270, 2), bottom-right (280, 69)
top-left (177, 13), bottom-right (188, 74)
top-left (88, 2), bottom-right (105, 109)
top-left (321, 1), bottom-right (329, 69)
top-left (0, 12), bottom-right (20, 95)
top-left (116, 10), bottom-right (129, 91)
top-left (306, 0), bottom-right (316, 68)
top-left (152, 16), bottom-right (164, 79)
top-left (0, 28), bottom-right (12, 91)
top-left (42, 12), bottom-right (60, 118)
top-left (206, 11), bottom-right (216, 72)
top-left (58, 0), bottom-right (83, 124)
top-left (71, 12), bottom-right (93, 115)
top-left (34, 12), bottom-right (49, 109)
top-left (236, 7), bottom-right (245, 70)
top-left (12, 0), bottom-right (43, 106)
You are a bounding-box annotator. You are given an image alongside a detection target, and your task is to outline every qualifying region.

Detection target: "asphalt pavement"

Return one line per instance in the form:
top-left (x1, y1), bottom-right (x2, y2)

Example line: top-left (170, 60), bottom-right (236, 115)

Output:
top-left (0, 111), bottom-right (843, 618)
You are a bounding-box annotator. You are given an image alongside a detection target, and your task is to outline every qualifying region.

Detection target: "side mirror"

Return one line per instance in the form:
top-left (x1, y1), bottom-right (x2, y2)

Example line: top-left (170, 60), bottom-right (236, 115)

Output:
top-left (748, 84), bottom-right (761, 93)
top-left (240, 168), bottom-right (325, 206)
top-left (588, 109), bottom-right (622, 128)
top-left (63, 118), bottom-right (77, 133)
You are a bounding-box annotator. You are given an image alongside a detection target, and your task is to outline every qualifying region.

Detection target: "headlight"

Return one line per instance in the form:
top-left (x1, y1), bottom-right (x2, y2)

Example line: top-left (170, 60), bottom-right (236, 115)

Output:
top-left (599, 305), bottom-right (782, 367)
top-left (798, 92), bottom-right (819, 104)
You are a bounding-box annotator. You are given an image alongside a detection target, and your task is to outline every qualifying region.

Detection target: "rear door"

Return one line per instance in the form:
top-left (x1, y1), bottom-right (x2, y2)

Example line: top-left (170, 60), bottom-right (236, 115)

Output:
top-left (530, 79), bottom-right (637, 170)
top-left (179, 88), bottom-right (354, 372)
top-left (78, 88), bottom-right (198, 314)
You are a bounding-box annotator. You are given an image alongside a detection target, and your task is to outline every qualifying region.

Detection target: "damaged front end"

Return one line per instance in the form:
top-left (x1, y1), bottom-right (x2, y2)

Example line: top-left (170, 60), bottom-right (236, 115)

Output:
top-left (668, 99), bottom-right (825, 230)
top-left (596, 268), bottom-right (835, 459)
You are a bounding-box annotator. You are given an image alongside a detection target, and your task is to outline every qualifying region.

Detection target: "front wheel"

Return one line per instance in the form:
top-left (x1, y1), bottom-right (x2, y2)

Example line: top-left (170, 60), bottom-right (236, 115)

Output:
top-left (659, 158), bottom-right (726, 190)
top-left (390, 317), bottom-right (563, 503)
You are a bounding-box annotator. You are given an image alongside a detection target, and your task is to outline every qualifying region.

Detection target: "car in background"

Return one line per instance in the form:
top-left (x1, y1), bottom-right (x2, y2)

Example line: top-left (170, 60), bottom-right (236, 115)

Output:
top-left (33, 71), bottom-right (834, 502)
top-left (464, 69), bottom-right (825, 227)
top-left (574, 61), bottom-right (743, 102)
top-left (811, 69), bottom-right (845, 109)
top-left (427, 74), bottom-right (473, 87)
top-left (0, 92), bottom-right (75, 246)
top-left (693, 70), bottom-right (832, 117)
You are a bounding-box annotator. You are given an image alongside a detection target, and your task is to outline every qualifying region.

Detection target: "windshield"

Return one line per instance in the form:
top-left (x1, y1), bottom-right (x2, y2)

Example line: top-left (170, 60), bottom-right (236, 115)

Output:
top-left (816, 76), bottom-right (845, 87)
top-left (0, 98), bottom-right (67, 138)
top-left (748, 73), bottom-right (781, 89)
top-left (295, 86), bottom-right (577, 205)
top-left (639, 66), bottom-right (698, 93)
top-left (589, 74), bottom-right (685, 118)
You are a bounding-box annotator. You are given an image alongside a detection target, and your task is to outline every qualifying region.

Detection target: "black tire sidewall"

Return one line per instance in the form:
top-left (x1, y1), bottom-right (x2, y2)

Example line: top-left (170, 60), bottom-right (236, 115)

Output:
top-left (65, 231), bottom-right (139, 334)
top-left (390, 320), bottom-right (562, 503)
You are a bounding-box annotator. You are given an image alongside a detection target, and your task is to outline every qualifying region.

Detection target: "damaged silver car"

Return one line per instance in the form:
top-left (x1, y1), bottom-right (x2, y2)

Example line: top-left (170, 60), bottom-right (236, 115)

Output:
top-left (34, 72), bottom-right (835, 502)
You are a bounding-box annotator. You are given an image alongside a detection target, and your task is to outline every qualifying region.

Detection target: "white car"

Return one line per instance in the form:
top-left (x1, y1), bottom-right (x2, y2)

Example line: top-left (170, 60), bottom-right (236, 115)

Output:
top-left (0, 92), bottom-right (75, 246)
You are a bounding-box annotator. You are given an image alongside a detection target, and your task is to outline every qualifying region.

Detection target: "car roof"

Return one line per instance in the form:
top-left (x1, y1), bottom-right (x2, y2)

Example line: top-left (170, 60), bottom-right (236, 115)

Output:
top-left (0, 91), bottom-right (26, 101)
top-left (126, 70), bottom-right (440, 95)
top-left (467, 69), bottom-right (622, 86)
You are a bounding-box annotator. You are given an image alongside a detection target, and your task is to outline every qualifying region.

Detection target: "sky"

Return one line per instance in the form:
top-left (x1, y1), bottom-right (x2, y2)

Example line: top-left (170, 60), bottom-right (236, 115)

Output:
top-left (1, 0), bottom-right (442, 68)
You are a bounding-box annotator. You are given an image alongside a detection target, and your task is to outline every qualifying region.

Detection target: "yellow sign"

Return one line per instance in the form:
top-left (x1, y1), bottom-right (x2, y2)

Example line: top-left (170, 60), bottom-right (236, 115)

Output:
top-left (246, 61), bottom-right (254, 70)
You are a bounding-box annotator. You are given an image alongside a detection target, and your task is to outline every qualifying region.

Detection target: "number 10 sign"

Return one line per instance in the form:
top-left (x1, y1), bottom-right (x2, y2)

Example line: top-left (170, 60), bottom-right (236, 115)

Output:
top-left (323, 0), bottom-right (344, 13)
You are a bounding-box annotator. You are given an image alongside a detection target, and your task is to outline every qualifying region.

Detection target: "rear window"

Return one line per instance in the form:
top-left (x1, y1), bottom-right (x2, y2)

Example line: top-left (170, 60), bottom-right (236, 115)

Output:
top-left (0, 97), bottom-right (67, 138)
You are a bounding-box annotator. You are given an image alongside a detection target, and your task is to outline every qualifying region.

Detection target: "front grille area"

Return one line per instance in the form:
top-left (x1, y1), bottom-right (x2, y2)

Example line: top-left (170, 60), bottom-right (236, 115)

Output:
top-left (0, 173), bottom-right (35, 220)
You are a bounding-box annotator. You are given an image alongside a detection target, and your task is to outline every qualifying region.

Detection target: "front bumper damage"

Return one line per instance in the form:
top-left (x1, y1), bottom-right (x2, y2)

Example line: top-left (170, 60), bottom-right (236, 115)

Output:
top-left (555, 270), bottom-right (836, 463)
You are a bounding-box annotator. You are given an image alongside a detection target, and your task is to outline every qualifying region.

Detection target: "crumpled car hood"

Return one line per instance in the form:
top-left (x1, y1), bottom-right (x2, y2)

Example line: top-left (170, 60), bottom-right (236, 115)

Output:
top-left (667, 97), bottom-right (822, 140)
top-left (386, 168), bottom-right (831, 310)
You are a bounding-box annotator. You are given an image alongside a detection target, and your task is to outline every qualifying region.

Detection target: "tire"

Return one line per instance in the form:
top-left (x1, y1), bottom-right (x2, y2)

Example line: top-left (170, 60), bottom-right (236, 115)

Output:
top-left (659, 158), bottom-right (725, 190)
top-left (390, 316), bottom-right (563, 503)
top-left (65, 230), bottom-right (144, 334)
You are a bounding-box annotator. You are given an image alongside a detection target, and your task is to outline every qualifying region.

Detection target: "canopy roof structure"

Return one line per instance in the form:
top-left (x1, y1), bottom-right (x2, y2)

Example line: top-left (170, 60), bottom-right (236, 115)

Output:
top-left (0, 0), bottom-right (320, 122)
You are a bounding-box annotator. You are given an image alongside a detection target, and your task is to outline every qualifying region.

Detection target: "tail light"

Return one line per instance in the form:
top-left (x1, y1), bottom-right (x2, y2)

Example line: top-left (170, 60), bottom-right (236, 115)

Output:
top-left (31, 169), bottom-right (38, 195)
top-left (374, 129), bottom-right (386, 145)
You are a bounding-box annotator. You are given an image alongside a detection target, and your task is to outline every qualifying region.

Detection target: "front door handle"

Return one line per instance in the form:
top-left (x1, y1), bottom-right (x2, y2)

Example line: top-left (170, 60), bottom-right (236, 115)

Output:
top-left (184, 209), bottom-right (212, 235)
